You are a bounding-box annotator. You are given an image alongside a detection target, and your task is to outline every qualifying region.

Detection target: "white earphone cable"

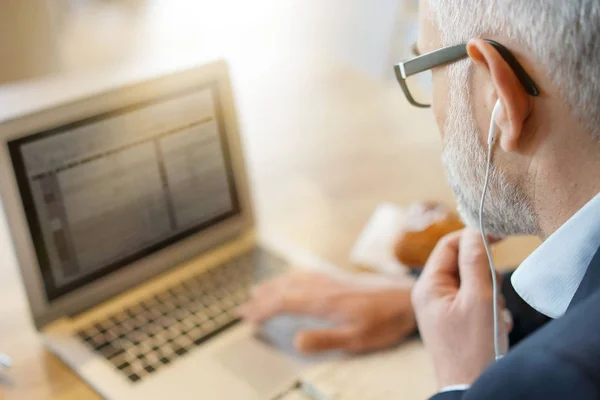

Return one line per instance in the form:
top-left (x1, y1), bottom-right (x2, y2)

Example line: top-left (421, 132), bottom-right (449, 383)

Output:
top-left (479, 138), bottom-right (503, 361)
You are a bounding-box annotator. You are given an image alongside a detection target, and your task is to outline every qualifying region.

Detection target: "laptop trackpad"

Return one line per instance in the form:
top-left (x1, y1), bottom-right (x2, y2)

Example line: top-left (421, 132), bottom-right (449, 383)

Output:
top-left (216, 334), bottom-right (300, 397)
top-left (216, 316), bottom-right (340, 397)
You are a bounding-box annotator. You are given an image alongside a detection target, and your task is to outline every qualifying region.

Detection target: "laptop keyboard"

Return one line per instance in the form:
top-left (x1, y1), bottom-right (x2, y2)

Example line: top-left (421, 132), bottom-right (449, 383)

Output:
top-left (77, 247), bottom-right (285, 383)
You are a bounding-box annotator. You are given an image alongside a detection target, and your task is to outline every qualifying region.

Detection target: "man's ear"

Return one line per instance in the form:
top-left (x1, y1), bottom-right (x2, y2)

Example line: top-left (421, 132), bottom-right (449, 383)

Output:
top-left (467, 38), bottom-right (531, 152)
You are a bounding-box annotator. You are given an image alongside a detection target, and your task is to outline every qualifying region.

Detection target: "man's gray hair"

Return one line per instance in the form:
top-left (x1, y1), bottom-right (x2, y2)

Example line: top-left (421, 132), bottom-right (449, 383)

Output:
top-left (428, 0), bottom-right (600, 140)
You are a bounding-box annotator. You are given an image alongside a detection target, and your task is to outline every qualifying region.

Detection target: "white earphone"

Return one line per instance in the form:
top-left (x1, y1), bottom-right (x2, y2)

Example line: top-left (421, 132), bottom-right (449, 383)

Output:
top-left (480, 99), bottom-right (504, 361)
top-left (488, 99), bottom-right (502, 145)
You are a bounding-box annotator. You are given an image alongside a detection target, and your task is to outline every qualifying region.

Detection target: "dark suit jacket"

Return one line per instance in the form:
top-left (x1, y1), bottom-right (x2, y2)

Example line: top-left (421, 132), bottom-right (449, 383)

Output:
top-left (430, 246), bottom-right (600, 400)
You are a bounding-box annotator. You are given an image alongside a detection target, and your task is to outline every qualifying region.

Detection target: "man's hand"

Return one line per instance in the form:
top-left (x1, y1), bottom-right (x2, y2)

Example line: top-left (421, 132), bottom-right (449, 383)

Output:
top-left (411, 229), bottom-right (511, 389)
top-left (238, 271), bottom-right (416, 353)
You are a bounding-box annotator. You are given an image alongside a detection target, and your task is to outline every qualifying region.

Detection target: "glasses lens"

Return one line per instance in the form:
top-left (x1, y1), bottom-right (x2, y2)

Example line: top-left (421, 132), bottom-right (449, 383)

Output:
top-left (405, 70), bottom-right (432, 106)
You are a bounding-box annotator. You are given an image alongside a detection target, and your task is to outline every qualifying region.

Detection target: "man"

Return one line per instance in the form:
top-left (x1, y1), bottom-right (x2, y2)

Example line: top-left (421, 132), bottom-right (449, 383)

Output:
top-left (408, 0), bottom-right (600, 397)
top-left (243, 0), bottom-right (600, 398)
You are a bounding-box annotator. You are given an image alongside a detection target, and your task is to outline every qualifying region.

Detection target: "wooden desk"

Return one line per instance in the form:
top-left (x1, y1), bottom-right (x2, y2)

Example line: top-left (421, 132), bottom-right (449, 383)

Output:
top-left (0, 60), bottom-right (540, 400)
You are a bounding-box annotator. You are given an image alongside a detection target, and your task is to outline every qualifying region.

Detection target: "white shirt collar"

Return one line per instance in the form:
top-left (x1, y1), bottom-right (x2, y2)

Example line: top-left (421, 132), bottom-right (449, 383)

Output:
top-left (511, 192), bottom-right (600, 319)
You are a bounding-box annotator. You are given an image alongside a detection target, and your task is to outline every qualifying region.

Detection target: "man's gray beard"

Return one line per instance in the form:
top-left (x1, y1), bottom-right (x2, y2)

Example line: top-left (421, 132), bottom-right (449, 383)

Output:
top-left (441, 64), bottom-right (538, 237)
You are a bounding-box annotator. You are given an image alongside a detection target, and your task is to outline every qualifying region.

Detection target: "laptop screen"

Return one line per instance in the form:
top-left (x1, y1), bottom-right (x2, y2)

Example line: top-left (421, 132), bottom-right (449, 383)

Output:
top-left (8, 83), bottom-right (240, 301)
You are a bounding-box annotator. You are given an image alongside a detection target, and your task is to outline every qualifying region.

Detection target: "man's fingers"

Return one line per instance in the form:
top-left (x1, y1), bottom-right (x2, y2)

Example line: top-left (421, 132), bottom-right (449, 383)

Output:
top-left (457, 229), bottom-right (495, 290)
top-left (413, 231), bottom-right (462, 307)
top-left (497, 293), bottom-right (506, 310)
top-left (294, 328), bottom-right (354, 353)
top-left (419, 230), bottom-right (463, 281)
top-left (297, 317), bottom-right (417, 354)
top-left (495, 270), bottom-right (504, 287)
top-left (239, 290), bottom-right (313, 323)
top-left (237, 298), bottom-right (276, 323)
top-left (238, 273), bottom-right (335, 323)
top-left (503, 308), bottom-right (513, 334)
top-left (496, 296), bottom-right (512, 333)
top-left (237, 279), bottom-right (283, 322)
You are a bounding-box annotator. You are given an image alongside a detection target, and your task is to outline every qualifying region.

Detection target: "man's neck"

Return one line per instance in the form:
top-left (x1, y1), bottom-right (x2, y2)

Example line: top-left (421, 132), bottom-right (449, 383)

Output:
top-left (533, 142), bottom-right (600, 239)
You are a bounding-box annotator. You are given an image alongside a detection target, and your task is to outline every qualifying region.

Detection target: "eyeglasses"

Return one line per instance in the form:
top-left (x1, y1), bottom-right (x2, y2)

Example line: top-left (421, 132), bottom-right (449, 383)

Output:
top-left (394, 39), bottom-right (539, 108)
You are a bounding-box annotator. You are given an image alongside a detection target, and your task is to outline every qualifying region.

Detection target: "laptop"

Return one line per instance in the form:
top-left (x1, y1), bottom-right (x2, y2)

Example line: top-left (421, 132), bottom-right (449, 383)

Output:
top-left (0, 61), bottom-right (319, 399)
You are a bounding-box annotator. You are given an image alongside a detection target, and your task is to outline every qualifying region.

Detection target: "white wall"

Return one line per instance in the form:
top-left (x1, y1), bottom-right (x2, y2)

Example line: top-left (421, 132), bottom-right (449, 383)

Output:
top-left (0, 0), bottom-right (59, 83)
top-left (0, 0), bottom-right (419, 84)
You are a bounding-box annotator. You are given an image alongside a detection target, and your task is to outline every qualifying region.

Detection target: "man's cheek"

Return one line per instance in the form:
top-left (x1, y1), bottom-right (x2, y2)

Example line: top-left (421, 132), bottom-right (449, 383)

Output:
top-left (431, 69), bottom-right (451, 139)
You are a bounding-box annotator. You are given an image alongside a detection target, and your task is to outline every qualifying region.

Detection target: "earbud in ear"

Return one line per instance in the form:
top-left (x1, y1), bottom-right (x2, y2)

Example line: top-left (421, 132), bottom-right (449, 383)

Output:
top-left (488, 99), bottom-right (502, 145)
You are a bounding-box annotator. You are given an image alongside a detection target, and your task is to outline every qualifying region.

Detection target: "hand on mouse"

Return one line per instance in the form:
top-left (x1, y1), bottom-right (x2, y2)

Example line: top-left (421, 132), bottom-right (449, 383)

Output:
top-left (238, 271), bottom-right (416, 353)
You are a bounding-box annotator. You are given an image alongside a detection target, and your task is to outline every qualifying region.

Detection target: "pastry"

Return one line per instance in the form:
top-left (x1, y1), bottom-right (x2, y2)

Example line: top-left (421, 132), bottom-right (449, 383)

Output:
top-left (394, 202), bottom-right (464, 267)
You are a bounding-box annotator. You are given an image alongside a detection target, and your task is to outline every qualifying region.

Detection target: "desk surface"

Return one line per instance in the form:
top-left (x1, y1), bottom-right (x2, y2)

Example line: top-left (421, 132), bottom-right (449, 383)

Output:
top-left (0, 60), bottom-right (540, 400)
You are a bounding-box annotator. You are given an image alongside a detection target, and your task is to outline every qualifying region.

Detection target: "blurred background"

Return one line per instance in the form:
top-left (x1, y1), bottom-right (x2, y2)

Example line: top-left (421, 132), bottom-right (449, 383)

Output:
top-left (1, 0), bottom-right (419, 81)
top-left (2, 0), bottom-right (456, 267)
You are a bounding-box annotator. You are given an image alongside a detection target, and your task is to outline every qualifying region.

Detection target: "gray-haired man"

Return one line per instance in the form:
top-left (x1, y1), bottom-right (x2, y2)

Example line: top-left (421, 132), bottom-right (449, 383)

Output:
top-left (246, 0), bottom-right (600, 398)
